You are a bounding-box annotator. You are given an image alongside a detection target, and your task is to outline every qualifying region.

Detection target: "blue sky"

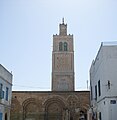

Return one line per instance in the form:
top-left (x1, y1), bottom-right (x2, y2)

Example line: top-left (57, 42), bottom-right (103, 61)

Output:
top-left (0, 0), bottom-right (117, 91)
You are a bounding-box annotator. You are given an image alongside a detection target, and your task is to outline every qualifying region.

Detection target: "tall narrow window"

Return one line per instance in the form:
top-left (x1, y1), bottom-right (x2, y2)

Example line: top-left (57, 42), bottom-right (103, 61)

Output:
top-left (99, 112), bottom-right (102, 120)
top-left (6, 87), bottom-right (9, 101)
top-left (91, 86), bottom-right (93, 100)
top-left (64, 42), bottom-right (68, 51)
top-left (98, 80), bottom-right (101, 96)
top-left (0, 84), bottom-right (3, 99)
top-left (59, 42), bottom-right (63, 51)
top-left (5, 113), bottom-right (7, 120)
top-left (95, 85), bottom-right (97, 100)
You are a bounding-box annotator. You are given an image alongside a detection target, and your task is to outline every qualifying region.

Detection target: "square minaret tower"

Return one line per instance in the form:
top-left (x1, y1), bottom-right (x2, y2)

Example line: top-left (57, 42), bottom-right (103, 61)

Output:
top-left (52, 19), bottom-right (75, 91)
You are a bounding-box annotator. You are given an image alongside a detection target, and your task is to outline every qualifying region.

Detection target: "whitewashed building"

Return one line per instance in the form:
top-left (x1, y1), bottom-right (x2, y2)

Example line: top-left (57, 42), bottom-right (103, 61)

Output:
top-left (90, 42), bottom-right (117, 120)
top-left (0, 64), bottom-right (12, 120)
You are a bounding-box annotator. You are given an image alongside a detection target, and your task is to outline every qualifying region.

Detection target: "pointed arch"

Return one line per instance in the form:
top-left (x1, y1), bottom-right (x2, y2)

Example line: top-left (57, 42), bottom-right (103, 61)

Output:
top-left (59, 42), bottom-right (63, 51)
top-left (22, 98), bottom-right (41, 120)
top-left (43, 96), bottom-right (66, 110)
top-left (43, 96), bottom-right (66, 120)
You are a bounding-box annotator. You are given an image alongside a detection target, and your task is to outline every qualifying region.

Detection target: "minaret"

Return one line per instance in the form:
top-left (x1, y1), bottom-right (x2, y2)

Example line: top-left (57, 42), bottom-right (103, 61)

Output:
top-left (52, 19), bottom-right (75, 91)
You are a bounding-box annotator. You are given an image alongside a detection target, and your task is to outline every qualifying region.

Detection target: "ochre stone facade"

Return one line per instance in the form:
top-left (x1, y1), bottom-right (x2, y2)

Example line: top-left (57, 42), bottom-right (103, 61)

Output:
top-left (10, 91), bottom-right (89, 120)
top-left (10, 20), bottom-right (90, 120)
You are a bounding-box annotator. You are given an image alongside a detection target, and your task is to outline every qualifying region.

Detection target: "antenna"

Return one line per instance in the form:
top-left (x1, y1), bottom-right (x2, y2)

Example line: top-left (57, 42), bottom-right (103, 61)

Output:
top-left (62, 18), bottom-right (64, 24)
top-left (87, 80), bottom-right (88, 89)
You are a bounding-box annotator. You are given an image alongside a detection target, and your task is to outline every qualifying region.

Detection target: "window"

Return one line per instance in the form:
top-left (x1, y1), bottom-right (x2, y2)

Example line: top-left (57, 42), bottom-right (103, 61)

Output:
top-left (99, 112), bottom-right (102, 120)
top-left (0, 113), bottom-right (3, 120)
top-left (98, 80), bottom-right (101, 96)
top-left (6, 87), bottom-right (9, 101)
top-left (5, 113), bottom-right (7, 120)
top-left (2, 91), bottom-right (4, 99)
top-left (59, 42), bottom-right (63, 51)
top-left (91, 86), bottom-right (93, 100)
top-left (95, 85), bottom-right (97, 100)
top-left (64, 42), bottom-right (68, 51)
top-left (110, 100), bottom-right (116, 104)
top-left (0, 84), bottom-right (3, 99)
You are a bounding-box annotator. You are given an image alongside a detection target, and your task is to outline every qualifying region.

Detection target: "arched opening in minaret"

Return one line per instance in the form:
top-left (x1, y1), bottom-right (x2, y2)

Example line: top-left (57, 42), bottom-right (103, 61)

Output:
top-left (59, 42), bottom-right (63, 51)
top-left (64, 42), bottom-right (68, 51)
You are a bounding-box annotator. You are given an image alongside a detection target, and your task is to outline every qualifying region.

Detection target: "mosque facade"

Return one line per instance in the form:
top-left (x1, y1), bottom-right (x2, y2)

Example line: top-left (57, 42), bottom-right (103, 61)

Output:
top-left (10, 20), bottom-right (90, 120)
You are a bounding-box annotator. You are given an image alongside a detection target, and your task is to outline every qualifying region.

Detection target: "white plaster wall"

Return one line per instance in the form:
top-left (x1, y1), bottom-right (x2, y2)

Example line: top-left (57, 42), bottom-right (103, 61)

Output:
top-left (103, 46), bottom-right (117, 96)
top-left (90, 44), bottom-right (117, 120)
top-left (90, 46), bottom-right (105, 104)
top-left (0, 64), bottom-right (12, 84)
top-left (91, 45), bottom-right (117, 101)
top-left (0, 64), bottom-right (12, 120)
top-left (97, 98), bottom-right (110, 120)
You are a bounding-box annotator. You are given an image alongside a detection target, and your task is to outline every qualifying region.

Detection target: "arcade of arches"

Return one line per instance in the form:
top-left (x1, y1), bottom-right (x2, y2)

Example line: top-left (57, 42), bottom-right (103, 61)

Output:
top-left (10, 91), bottom-right (89, 120)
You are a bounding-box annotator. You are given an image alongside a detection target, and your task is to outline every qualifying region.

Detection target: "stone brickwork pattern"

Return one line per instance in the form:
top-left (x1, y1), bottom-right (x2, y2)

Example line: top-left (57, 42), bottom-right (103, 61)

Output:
top-left (10, 91), bottom-right (90, 120)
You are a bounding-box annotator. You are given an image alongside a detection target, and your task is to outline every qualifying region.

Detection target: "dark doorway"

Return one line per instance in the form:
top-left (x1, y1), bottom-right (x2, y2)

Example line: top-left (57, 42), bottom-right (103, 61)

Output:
top-left (5, 113), bottom-right (7, 120)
